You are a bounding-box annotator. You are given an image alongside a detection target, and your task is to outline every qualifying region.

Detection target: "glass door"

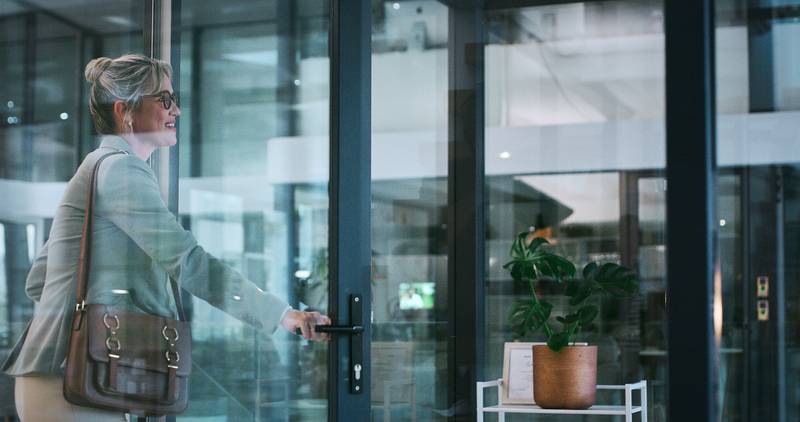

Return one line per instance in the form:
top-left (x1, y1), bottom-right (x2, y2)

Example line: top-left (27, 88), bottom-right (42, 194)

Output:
top-left (172, 0), bottom-right (332, 419)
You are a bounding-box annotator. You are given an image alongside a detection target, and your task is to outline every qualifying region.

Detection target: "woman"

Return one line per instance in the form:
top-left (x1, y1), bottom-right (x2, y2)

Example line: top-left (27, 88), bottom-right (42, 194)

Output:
top-left (2, 54), bottom-right (330, 421)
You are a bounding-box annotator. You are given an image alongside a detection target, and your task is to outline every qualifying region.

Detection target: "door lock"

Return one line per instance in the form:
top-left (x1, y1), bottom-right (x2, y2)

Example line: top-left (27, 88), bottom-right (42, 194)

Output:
top-left (354, 364), bottom-right (362, 381)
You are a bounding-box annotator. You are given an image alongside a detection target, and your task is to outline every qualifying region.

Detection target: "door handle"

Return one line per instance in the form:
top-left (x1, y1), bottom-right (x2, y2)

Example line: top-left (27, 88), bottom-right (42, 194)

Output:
top-left (316, 325), bottom-right (364, 334)
top-left (293, 295), bottom-right (365, 394)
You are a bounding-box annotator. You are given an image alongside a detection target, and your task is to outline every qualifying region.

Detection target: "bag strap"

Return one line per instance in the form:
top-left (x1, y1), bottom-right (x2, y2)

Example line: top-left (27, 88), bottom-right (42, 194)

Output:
top-left (74, 150), bottom-right (187, 322)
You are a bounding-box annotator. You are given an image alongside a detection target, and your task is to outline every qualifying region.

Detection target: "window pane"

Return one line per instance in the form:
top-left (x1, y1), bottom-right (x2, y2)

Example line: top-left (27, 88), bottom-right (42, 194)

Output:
top-left (175, 1), bottom-right (330, 419)
top-left (371, 0), bottom-right (449, 420)
top-left (484, 1), bottom-right (667, 418)
top-left (0, 1), bottom-right (143, 417)
top-left (715, 1), bottom-right (800, 420)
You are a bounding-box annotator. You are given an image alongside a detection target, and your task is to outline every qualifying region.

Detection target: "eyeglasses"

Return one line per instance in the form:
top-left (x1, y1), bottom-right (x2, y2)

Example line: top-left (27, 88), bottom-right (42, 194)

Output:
top-left (144, 90), bottom-right (179, 110)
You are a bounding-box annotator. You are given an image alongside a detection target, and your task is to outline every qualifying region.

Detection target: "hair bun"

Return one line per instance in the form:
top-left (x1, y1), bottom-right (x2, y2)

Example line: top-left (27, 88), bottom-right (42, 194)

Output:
top-left (84, 57), bottom-right (113, 83)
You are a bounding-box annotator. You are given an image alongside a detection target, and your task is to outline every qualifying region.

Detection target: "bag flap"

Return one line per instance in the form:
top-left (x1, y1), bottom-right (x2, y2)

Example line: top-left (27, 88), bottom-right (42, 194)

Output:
top-left (87, 304), bottom-right (191, 377)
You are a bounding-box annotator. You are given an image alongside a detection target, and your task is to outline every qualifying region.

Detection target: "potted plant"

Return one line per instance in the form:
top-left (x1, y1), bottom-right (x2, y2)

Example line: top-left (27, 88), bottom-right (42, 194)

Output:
top-left (504, 231), bottom-right (638, 409)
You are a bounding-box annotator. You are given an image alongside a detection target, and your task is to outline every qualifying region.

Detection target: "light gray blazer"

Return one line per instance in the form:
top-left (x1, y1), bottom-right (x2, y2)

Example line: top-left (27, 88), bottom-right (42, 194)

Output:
top-left (3, 135), bottom-right (290, 376)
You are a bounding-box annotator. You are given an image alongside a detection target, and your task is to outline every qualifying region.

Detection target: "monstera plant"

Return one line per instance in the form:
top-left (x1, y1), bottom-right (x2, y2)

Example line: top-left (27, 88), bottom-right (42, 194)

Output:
top-left (504, 232), bottom-right (638, 351)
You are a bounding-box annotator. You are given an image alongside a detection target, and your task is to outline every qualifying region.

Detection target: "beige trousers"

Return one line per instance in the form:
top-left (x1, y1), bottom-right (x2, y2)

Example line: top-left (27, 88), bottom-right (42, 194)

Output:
top-left (15, 376), bottom-right (127, 422)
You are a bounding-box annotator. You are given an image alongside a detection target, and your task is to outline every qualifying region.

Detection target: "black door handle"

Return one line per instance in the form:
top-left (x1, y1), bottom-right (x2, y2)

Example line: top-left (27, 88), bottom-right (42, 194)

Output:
top-left (316, 325), bottom-right (363, 334)
top-left (292, 295), bottom-right (364, 394)
top-left (295, 325), bottom-right (363, 335)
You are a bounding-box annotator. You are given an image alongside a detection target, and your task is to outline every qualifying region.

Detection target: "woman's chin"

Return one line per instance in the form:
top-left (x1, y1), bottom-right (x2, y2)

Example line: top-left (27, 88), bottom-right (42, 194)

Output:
top-left (157, 132), bottom-right (178, 147)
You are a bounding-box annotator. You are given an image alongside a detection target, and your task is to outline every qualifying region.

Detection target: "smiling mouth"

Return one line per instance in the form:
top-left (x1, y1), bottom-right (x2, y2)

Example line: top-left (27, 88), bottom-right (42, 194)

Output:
top-left (165, 122), bottom-right (176, 129)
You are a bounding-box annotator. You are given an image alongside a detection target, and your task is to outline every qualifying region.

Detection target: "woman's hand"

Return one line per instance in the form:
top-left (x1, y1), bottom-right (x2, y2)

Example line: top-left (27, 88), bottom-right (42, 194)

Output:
top-left (280, 310), bottom-right (331, 341)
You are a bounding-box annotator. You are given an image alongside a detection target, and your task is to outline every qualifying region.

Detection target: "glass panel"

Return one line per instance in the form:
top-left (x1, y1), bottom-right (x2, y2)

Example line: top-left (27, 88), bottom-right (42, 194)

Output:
top-left (175, 1), bottom-right (330, 420)
top-left (715, 1), bottom-right (800, 420)
top-left (0, 2), bottom-right (142, 418)
top-left (484, 1), bottom-right (668, 418)
top-left (370, 0), bottom-right (449, 420)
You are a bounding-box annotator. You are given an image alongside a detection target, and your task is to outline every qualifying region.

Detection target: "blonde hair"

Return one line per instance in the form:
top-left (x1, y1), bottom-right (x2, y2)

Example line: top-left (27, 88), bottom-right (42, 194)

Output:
top-left (84, 54), bottom-right (173, 134)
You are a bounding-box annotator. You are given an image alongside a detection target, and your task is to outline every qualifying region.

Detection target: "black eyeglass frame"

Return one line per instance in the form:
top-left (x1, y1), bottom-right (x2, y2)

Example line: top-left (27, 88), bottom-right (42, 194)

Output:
top-left (143, 90), bottom-right (179, 110)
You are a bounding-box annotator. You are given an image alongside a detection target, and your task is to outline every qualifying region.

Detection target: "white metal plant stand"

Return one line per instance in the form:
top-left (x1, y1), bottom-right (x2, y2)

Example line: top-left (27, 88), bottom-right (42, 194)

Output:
top-left (476, 379), bottom-right (647, 422)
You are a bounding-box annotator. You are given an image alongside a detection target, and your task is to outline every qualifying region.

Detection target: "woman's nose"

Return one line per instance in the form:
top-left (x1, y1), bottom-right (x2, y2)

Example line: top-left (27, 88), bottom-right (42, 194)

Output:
top-left (171, 104), bottom-right (181, 117)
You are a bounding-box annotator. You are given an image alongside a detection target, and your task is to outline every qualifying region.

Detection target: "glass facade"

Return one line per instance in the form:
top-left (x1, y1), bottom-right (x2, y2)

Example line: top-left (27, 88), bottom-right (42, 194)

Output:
top-left (484, 1), bottom-right (668, 419)
top-left (174, 1), bottom-right (330, 419)
top-left (715, 1), bottom-right (800, 420)
top-left (0, 0), bottom-right (797, 421)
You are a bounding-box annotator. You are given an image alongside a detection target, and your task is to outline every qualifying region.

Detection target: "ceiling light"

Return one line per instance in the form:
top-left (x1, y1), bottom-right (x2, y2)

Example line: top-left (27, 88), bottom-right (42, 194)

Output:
top-left (499, 151), bottom-right (511, 159)
top-left (103, 16), bottom-right (136, 28)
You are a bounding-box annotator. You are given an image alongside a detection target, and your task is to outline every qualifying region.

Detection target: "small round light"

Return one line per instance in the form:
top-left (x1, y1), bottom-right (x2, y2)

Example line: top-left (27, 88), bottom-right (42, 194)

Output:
top-left (393, 2), bottom-right (400, 10)
top-left (232, 295), bottom-right (242, 301)
top-left (7, 116), bottom-right (18, 124)
top-left (293, 79), bottom-right (301, 86)
top-left (6, 101), bottom-right (14, 108)
top-left (294, 270), bottom-right (311, 279)
top-left (60, 112), bottom-right (69, 120)
top-left (499, 151), bottom-right (511, 159)
top-left (719, 219), bottom-right (726, 227)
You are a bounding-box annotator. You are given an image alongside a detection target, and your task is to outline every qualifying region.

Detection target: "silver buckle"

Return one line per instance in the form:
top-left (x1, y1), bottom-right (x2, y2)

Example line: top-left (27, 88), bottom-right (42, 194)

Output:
top-left (75, 300), bottom-right (86, 312)
top-left (162, 326), bottom-right (179, 343)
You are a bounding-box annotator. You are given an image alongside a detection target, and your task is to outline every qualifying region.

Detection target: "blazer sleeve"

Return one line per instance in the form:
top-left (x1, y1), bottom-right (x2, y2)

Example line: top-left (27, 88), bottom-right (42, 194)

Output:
top-left (25, 240), bottom-right (49, 302)
top-left (95, 154), bottom-right (290, 333)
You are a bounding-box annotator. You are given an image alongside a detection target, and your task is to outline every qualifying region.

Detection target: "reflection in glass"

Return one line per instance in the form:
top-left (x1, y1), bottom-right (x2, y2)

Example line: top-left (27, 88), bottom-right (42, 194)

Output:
top-left (0, 2), bottom-right (142, 418)
top-left (485, 1), bottom-right (668, 419)
top-left (716, 1), bottom-right (800, 420)
top-left (176, 1), bottom-right (330, 419)
top-left (371, 0), bottom-right (449, 420)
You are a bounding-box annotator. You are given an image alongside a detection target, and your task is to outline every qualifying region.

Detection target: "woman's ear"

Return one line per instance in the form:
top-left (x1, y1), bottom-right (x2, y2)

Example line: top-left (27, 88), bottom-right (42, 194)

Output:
top-left (112, 100), bottom-right (131, 131)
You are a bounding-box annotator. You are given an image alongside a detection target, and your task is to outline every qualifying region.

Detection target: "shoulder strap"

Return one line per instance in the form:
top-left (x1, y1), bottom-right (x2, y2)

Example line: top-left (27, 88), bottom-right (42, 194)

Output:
top-left (74, 150), bottom-right (187, 321)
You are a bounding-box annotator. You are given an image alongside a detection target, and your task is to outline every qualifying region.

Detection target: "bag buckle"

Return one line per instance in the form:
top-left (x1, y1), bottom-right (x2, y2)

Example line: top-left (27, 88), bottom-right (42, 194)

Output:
top-left (75, 300), bottom-right (86, 312)
top-left (165, 350), bottom-right (180, 369)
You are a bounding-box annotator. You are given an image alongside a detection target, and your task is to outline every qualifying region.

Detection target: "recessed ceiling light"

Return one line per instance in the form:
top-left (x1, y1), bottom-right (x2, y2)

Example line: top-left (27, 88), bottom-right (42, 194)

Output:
top-left (499, 151), bottom-right (511, 159)
top-left (102, 16), bottom-right (136, 28)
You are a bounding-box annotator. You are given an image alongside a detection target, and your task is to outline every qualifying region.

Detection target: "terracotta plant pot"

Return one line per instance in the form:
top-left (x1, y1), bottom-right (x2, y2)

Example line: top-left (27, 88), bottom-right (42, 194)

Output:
top-left (532, 344), bottom-right (597, 409)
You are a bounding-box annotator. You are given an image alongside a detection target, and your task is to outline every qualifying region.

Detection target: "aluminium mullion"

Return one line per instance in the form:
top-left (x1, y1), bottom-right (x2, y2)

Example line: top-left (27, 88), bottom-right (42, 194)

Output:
top-left (329, 0), bottom-right (372, 420)
top-left (664, 1), bottom-right (719, 422)
top-left (447, 1), bottom-right (486, 420)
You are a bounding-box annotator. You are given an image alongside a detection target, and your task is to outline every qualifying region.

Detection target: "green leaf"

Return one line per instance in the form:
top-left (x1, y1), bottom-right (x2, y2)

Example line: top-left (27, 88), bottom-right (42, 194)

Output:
top-left (526, 237), bottom-right (549, 253)
top-left (582, 262), bottom-right (598, 280)
top-left (583, 262), bottom-right (638, 297)
top-left (567, 281), bottom-right (594, 306)
top-left (577, 305), bottom-right (599, 326)
top-left (560, 313), bottom-right (580, 324)
top-left (510, 232), bottom-right (529, 260)
top-left (507, 299), bottom-right (553, 339)
top-left (547, 332), bottom-right (570, 351)
top-left (565, 280), bottom-right (580, 297)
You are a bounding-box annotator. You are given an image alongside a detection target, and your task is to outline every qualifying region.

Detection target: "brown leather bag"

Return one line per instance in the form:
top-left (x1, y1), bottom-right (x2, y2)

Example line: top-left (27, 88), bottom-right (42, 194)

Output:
top-left (63, 150), bottom-right (191, 416)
